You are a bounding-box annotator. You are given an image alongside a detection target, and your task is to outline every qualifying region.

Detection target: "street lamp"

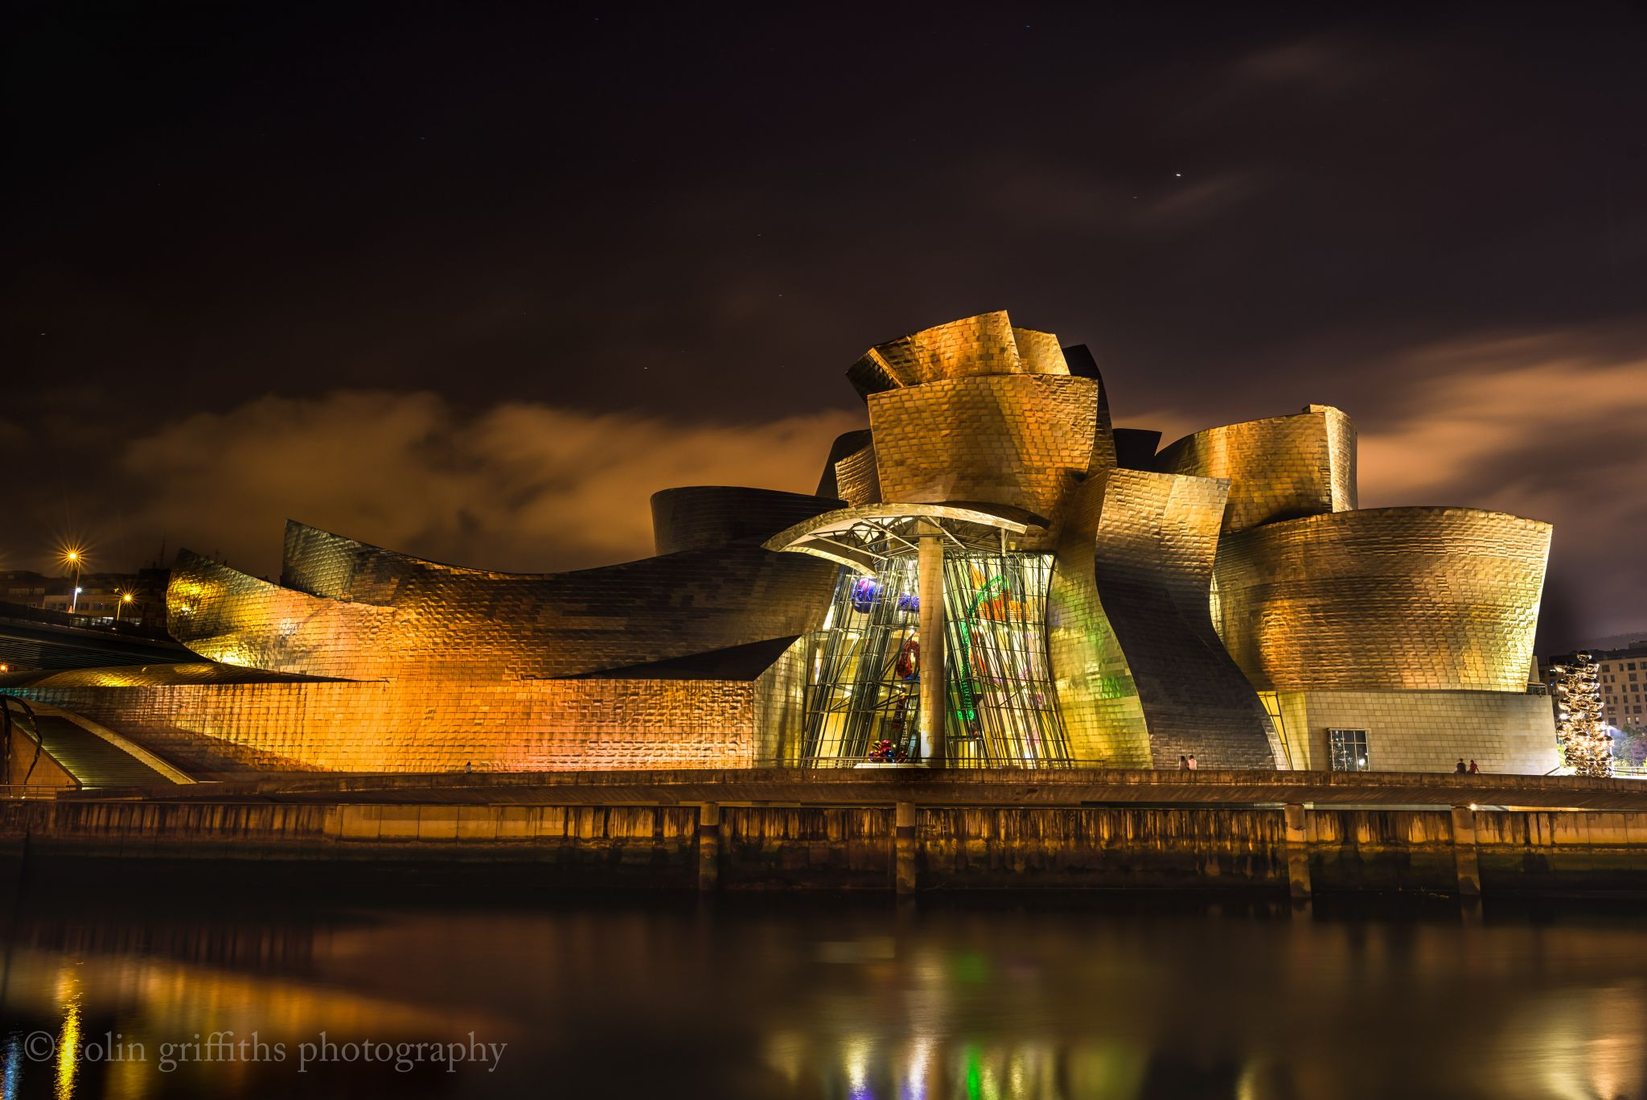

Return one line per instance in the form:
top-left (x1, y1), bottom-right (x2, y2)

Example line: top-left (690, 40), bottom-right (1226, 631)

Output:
top-left (59, 546), bottom-right (85, 613)
top-left (115, 590), bottom-right (135, 623)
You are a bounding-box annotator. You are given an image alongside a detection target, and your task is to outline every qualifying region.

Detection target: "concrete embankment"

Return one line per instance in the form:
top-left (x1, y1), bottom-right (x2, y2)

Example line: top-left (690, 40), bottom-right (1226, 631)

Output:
top-left (4, 772), bottom-right (1647, 897)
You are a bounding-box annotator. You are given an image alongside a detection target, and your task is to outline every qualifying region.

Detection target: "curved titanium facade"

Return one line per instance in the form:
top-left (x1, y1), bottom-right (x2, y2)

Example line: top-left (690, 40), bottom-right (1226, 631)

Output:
top-left (1047, 477), bottom-right (1151, 766)
top-left (814, 429), bottom-right (874, 498)
top-left (1154, 405), bottom-right (1356, 532)
top-left (1050, 470), bottom-right (1280, 768)
top-left (1213, 507), bottom-right (1551, 692)
top-left (173, 530), bottom-right (837, 681)
top-left (832, 442), bottom-right (882, 507)
top-left (847, 311), bottom-right (1070, 398)
top-left (649, 487), bottom-right (842, 556)
top-left (868, 374), bottom-right (1103, 527)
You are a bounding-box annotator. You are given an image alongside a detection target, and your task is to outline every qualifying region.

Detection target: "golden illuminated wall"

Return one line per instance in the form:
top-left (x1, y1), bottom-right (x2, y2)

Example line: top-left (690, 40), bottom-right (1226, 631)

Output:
top-left (868, 374), bottom-right (1104, 524)
top-left (1154, 405), bottom-right (1356, 532)
top-left (171, 529), bottom-right (837, 682)
top-left (1058, 468), bottom-right (1281, 768)
top-left (15, 677), bottom-right (768, 773)
top-left (846, 311), bottom-right (1071, 397)
top-left (1213, 507), bottom-right (1552, 693)
top-left (142, 509), bottom-right (843, 771)
top-left (832, 442), bottom-right (882, 506)
top-left (1047, 477), bottom-right (1151, 766)
top-left (168, 553), bottom-right (394, 679)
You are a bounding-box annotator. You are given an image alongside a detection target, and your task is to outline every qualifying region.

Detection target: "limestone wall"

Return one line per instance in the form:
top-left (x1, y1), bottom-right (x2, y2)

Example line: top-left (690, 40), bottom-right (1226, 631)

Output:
top-left (1275, 690), bottom-right (1558, 775)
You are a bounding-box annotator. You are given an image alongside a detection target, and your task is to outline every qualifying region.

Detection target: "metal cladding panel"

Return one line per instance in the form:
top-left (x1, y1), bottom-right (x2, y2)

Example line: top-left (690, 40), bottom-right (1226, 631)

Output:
top-left (1154, 405), bottom-right (1357, 532)
top-left (833, 443), bottom-right (883, 506)
top-left (16, 678), bottom-right (765, 772)
top-left (169, 553), bottom-right (395, 679)
top-left (1048, 477), bottom-right (1151, 766)
top-left (815, 428), bottom-right (874, 497)
top-left (868, 375), bottom-right (1105, 522)
top-left (1010, 327), bottom-right (1069, 374)
top-left (1087, 469), bottom-right (1281, 769)
top-left (1214, 507), bottom-right (1552, 692)
top-left (650, 487), bottom-right (842, 555)
top-left (846, 311), bottom-right (1070, 397)
top-left (281, 521), bottom-right (425, 604)
top-left (170, 536), bottom-right (837, 682)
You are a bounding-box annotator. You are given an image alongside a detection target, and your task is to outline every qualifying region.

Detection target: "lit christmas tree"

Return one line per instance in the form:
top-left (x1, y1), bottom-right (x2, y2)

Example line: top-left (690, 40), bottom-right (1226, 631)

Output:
top-left (1553, 652), bottom-right (1612, 778)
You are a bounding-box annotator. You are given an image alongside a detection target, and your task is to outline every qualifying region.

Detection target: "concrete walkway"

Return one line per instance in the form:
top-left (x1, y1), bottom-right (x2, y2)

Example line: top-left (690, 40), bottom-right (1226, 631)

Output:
top-left (29, 715), bottom-right (180, 788)
top-left (76, 765), bottom-right (1647, 810)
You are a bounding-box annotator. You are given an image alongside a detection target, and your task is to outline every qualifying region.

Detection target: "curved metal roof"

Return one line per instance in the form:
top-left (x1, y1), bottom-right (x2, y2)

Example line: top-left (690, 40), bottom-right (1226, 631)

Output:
top-left (762, 502), bottom-right (1048, 573)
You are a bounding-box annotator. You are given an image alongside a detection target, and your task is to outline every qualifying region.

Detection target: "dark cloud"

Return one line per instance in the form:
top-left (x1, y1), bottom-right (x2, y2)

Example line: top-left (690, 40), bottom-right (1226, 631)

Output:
top-left (113, 393), bottom-right (861, 576)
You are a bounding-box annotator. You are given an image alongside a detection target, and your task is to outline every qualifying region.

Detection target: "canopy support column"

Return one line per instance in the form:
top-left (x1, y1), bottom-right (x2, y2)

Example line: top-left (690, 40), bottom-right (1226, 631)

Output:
top-left (917, 521), bottom-right (946, 768)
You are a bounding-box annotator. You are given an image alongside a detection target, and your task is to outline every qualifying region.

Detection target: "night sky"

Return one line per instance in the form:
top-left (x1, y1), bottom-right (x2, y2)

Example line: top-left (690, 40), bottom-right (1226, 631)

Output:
top-left (4, 3), bottom-right (1645, 651)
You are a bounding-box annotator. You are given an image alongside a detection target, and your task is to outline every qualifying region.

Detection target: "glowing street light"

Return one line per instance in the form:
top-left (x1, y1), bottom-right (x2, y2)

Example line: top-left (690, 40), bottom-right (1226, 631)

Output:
top-left (115, 590), bottom-right (135, 622)
top-left (59, 546), bottom-right (86, 613)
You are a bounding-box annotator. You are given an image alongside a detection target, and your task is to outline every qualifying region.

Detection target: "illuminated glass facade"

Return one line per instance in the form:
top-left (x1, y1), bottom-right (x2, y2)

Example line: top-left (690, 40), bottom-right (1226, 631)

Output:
top-left (801, 553), bottom-right (1069, 767)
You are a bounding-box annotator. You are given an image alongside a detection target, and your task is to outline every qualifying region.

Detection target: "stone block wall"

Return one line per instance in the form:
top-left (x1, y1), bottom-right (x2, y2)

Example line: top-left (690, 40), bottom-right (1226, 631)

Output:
top-left (1275, 689), bottom-right (1558, 775)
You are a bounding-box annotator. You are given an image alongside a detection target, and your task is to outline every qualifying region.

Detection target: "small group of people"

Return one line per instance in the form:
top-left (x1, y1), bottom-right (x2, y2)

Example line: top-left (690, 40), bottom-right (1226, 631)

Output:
top-left (1177, 753), bottom-right (1198, 771)
top-left (867, 739), bottom-right (910, 764)
top-left (1454, 758), bottom-right (1481, 775)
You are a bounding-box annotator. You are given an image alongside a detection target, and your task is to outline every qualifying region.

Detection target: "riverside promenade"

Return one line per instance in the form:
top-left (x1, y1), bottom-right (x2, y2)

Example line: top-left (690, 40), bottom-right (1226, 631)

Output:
top-left (6, 768), bottom-right (1647, 899)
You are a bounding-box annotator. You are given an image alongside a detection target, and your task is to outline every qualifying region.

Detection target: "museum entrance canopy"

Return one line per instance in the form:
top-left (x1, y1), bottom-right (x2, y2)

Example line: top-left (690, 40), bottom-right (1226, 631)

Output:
top-left (762, 502), bottom-right (1047, 573)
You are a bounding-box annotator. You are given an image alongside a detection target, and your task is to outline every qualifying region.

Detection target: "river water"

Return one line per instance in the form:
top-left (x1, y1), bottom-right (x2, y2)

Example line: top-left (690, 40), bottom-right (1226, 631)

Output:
top-left (0, 879), bottom-right (1644, 1099)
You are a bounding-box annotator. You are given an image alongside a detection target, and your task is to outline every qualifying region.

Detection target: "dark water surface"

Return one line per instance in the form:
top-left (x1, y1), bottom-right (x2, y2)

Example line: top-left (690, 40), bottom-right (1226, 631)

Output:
top-left (1, 875), bottom-right (1645, 1099)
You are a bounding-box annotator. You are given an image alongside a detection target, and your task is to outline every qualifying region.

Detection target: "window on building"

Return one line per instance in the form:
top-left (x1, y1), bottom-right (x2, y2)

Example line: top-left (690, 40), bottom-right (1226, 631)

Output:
top-left (1327, 728), bottom-right (1371, 772)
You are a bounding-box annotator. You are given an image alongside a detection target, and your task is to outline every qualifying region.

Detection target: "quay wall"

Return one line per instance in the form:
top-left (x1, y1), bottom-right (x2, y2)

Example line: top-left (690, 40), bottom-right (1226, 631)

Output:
top-left (5, 797), bottom-right (1647, 896)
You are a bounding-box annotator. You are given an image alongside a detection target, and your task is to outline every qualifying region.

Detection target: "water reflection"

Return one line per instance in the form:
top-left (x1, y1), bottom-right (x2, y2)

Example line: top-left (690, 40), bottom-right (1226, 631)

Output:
top-left (50, 970), bottom-right (77, 1100)
top-left (0, 888), bottom-right (1644, 1099)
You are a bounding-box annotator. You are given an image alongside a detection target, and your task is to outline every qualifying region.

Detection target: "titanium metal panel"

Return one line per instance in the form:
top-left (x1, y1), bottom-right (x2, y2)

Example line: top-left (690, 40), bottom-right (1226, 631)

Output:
top-left (171, 534), bottom-right (837, 682)
top-left (1155, 405), bottom-right (1357, 532)
top-left (869, 374), bottom-right (1105, 525)
top-left (1085, 469), bottom-right (1282, 768)
top-left (1214, 507), bottom-right (1552, 692)
top-left (847, 311), bottom-right (1070, 397)
top-left (650, 487), bottom-right (842, 555)
top-left (1047, 476), bottom-right (1152, 766)
top-left (833, 442), bottom-right (883, 507)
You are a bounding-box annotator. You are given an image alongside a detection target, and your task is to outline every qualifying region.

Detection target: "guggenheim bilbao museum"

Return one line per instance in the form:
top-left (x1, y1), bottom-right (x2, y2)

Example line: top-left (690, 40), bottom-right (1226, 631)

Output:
top-left (7, 312), bottom-right (1559, 776)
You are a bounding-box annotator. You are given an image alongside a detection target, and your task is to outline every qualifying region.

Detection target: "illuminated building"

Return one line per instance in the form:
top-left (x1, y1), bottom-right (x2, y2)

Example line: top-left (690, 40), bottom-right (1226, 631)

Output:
top-left (1, 312), bottom-right (1558, 775)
